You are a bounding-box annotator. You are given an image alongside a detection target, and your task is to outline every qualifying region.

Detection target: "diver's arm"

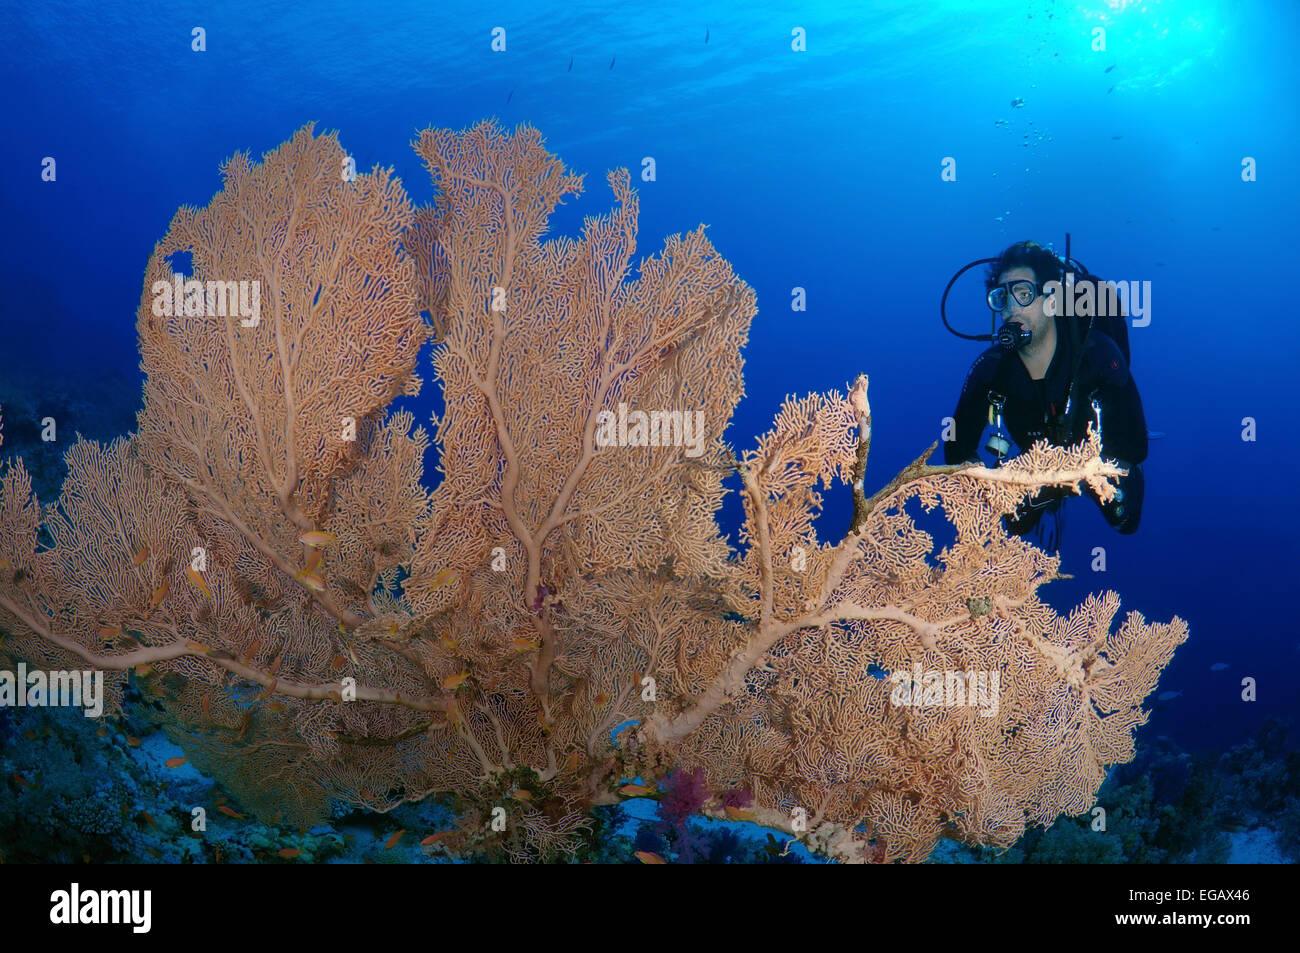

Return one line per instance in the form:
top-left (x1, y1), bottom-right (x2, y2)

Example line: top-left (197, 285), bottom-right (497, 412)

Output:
top-left (944, 351), bottom-right (999, 465)
top-left (944, 391), bottom-right (985, 464)
top-left (1091, 337), bottom-right (1148, 465)
top-left (1085, 335), bottom-right (1148, 532)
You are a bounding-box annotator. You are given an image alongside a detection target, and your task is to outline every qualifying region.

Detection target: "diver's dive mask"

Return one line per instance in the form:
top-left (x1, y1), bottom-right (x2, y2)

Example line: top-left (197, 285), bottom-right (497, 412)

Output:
top-left (986, 279), bottom-right (1043, 312)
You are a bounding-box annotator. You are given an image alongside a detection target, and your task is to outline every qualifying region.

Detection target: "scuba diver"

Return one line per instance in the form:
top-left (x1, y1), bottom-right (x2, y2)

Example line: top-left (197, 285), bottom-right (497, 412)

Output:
top-left (942, 239), bottom-right (1147, 550)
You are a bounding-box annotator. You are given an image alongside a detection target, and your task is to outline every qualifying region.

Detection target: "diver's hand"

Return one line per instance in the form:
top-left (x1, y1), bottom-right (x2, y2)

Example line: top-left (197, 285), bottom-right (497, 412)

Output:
top-left (1016, 484), bottom-right (1070, 516)
top-left (1005, 484), bottom-right (1069, 537)
top-left (1087, 459), bottom-right (1142, 533)
top-left (1082, 459), bottom-right (1127, 509)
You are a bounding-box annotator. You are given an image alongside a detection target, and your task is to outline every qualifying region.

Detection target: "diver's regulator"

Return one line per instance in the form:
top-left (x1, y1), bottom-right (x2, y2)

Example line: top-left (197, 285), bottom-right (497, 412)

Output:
top-left (995, 321), bottom-right (1032, 351)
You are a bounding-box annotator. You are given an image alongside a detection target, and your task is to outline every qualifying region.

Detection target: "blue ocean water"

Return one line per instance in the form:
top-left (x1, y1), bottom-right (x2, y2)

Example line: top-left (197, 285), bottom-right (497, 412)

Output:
top-left (1, 0), bottom-right (1297, 862)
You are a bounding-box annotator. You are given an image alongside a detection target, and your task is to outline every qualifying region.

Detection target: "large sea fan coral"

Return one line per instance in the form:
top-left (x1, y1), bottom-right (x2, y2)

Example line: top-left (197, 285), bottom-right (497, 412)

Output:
top-left (0, 120), bottom-right (1186, 862)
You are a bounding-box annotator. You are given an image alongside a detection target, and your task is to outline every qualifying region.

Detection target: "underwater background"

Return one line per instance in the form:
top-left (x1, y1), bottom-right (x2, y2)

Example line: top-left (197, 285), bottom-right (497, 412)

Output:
top-left (0, 0), bottom-right (1297, 863)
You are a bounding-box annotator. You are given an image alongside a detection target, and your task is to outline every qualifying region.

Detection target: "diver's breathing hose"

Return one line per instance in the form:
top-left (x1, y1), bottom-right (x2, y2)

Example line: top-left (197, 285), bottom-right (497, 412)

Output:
top-left (940, 235), bottom-right (1092, 347)
top-left (940, 258), bottom-right (999, 342)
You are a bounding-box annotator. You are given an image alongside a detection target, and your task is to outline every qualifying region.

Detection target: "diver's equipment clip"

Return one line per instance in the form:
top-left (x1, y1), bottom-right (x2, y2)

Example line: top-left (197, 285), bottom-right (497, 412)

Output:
top-left (984, 390), bottom-right (1012, 465)
top-left (1089, 393), bottom-right (1128, 517)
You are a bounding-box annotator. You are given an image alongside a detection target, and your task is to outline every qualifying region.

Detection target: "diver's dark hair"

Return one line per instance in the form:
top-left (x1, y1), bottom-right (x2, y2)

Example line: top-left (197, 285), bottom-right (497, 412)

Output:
top-left (985, 240), bottom-right (1063, 292)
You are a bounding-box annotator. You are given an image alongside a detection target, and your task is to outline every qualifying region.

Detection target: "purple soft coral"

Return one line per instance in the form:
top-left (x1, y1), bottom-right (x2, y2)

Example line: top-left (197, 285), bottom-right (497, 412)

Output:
top-left (719, 786), bottom-right (753, 810)
top-left (657, 766), bottom-right (710, 829)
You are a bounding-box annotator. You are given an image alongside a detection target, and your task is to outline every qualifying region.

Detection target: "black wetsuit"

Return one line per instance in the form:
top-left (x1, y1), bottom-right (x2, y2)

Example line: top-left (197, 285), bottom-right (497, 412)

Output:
top-left (944, 316), bottom-right (1148, 539)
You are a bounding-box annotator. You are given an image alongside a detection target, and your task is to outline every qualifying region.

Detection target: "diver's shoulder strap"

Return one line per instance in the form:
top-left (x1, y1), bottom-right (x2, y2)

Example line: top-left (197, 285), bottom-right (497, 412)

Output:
top-left (988, 349), bottom-right (1016, 404)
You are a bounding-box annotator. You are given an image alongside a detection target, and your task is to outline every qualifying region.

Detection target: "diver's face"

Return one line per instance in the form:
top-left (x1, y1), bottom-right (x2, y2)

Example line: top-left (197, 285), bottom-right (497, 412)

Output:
top-left (993, 266), bottom-right (1052, 340)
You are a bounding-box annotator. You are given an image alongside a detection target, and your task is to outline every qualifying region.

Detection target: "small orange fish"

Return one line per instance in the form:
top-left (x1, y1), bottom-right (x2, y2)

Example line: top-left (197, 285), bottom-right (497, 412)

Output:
top-left (140, 811), bottom-right (157, 828)
top-left (126, 736), bottom-right (142, 748)
top-left (420, 832), bottom-right (453, 846)
top-left (11, 773), bottom-right (31, 788)
top-left (304, 548), bottom-right (324, 574)
top-left (267, 701), bottom-right (286, 714)
top-left (131, 545), bottom-right (150, 567)
top-left (564, 750), bottom-right (581, 773)
top-left (330, 654), bottom-right (347, 671)
top-left (511, 788), bottom-right (534, 801)
top-left (96, 727), bottom-right (108, 738)
top-left (444, 703), bottom-right (463, 729)
top-left (23, 730), bottom-right (36, 741)
top-left (134, 663), bottom-right (152, 677)
top-left (619, 784), bottom-right (654, 797)
top-left (145, 847), bottom-right (162, 859)
top-left (440, 634), bottom-right (460, 652)
top-left (432, 569), bottom-right (456, 587)
top-left (441, 671), bottom-right (469, 692)
top-left (148, 580), bottom-right (169, 610)
top-left (164, 756), bottom-right (187, 769)
top-left (510, 637), bottom-right (538, 653)
top-left (635, 851), bottom-right (667, 864)
top-left (217, 805), bottom-right (245, 820)
top-left (200, 692), bottom-right (211, 720)
top-left (299, 531), bottom-right (337, 549)
top-left (97, 623), bottom-right (123, 641)
top-left (295, 570), bottom-right (326, 592)
top-left (593, 692), bottom-right (609, 707)
top-left (277, 847), bottom-right (301, 859)
top-left (384, 830), bottom-right (406, 850)
top-left (243, 638), bottom-right (262, 662)
top-left (724, 806), bottom-right (755, 822)
top-left (185, 565), bottom-right (212, 599)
